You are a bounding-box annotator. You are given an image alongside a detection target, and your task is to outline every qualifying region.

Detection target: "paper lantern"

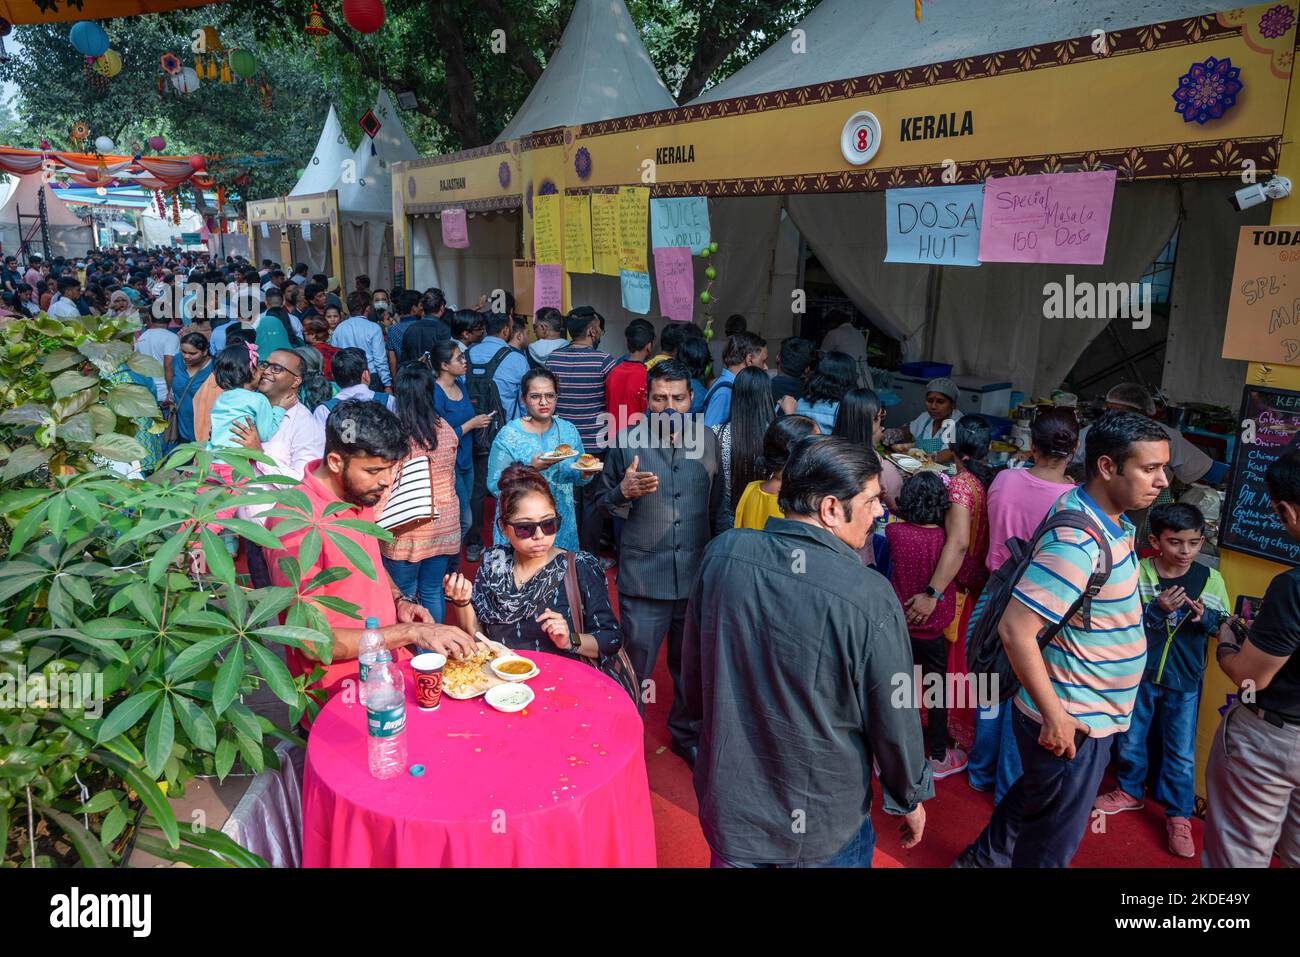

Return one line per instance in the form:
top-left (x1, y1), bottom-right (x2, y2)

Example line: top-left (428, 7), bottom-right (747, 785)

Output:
top-left (69, 21), bottom-right (109, 59)
top-left (228, 48), bottom-right (257, 79)
top-left (188, 155), bottom-right (206, 172)
top-left (342, 0), bottom-right (386, 33)
top-left (94, 136), bottom-right (114, 153)
top-left (305, 2), bottom-right (330, 54)
top-left (170, 67), bottom-right (200, 94)
top-left (147, 135), bottom-right (166, 152)
top-left (92, 49), bottom-right (122, 78)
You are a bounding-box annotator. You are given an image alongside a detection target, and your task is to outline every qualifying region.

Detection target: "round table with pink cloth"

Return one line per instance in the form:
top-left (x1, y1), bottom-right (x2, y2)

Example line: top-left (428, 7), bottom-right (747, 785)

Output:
top-left (301, 654), bottom-right (656, 867)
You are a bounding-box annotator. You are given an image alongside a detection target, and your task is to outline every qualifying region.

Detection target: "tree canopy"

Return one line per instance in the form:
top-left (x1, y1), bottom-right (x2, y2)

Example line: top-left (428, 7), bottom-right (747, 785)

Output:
top-left (0, 0), bottom-right (816, 196)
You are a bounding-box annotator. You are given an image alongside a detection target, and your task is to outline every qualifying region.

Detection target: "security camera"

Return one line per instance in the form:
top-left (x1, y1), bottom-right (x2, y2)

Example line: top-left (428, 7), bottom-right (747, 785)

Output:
top-left (1231, 176), bottom-right (1292, 211)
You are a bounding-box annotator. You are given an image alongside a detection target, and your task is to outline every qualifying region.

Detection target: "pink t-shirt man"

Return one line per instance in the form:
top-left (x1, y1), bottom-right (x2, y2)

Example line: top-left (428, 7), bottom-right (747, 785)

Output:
top-left (984, 469), bottom-right (1075, 571)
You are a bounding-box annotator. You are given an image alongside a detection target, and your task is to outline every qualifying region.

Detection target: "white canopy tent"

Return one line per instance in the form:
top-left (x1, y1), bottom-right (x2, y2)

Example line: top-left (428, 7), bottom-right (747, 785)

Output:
top-left (290, 105), bottom-right (351, 198)
top-left (414, 0), bottom-right (699, 326)
top-left (338, 89), bottom-right (421, 291)
top-left (0, 174), bottom-right (95, 260)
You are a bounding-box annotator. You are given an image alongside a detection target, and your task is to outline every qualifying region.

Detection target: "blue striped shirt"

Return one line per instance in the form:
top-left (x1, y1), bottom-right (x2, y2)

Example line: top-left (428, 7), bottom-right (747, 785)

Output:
top-left (545, 345), bottom-right (617, 448)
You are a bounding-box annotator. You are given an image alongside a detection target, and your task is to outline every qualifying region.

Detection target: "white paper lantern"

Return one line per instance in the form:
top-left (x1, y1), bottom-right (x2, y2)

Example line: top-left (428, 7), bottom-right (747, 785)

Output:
top-left (170, 67), bottom-right (200, 94)
top-left (94, 135), bottom-right (114, 153)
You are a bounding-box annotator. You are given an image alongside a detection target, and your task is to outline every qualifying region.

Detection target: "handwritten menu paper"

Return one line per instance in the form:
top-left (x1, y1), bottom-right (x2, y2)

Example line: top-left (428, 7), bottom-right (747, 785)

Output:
top-left (259, 222), bottom-right (269, 238)
top-left (1220, 386), bottom-right (1300, 565)
top-left (591, 193), bottom-right (620, 275)
top-left (650, 197), bottom-right (711, 254)
top-left (885, 185), bottom-right (983, 266)
top-left (512, 259), bottom-right (535, 317)
top-left (617, 186), bottom-right (650, 273)
top-left (1221, 226), bottom-right (1300, 364)
top-left (300, 220), bottom-right (311, 240)
top-left (440, 208), bottom-right (468, 248)
top-left (534, 263), bottom-right (563, 311)
top-left (978, 170), bottom-right (1116, 265)
top-left (653, 246), bottom-right (694, 323)
top-left (620, 269), bottom-right (651, 314)
top-left (532, 193), bottom-right (562, 265)
top-left (563, 194), bottom-right (593, 274)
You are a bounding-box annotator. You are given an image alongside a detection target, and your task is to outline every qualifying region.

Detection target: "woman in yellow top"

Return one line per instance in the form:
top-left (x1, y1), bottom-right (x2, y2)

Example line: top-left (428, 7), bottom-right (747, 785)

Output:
top-left (734, 415), bottom-right (820, 530)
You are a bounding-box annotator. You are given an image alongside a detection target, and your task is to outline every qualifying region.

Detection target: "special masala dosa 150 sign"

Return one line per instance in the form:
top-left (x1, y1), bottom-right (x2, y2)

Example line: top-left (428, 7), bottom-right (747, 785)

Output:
top-left (1222, 225), bottom-right (1300, 365)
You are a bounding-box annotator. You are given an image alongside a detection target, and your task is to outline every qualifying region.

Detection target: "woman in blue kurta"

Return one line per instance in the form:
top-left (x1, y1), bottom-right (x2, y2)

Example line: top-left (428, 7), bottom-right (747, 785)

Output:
top-left (487, 368), bottom-right (594, 553)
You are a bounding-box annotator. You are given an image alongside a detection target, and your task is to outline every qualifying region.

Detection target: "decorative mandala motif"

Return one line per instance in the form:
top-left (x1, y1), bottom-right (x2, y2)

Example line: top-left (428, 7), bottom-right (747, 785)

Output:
top-left (574, 146), bottom-right (592, 181)
top-left (1259, 4), bottom-right (1295, 39)
top-left (1172, 56), bottom-right (1243, 124)
top-left (498, 160), bottom-right (511, 189)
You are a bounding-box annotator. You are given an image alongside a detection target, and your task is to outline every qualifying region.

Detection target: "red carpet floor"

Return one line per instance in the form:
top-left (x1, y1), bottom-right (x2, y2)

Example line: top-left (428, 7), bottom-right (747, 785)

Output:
top-left (465, 501), bottom-right (1202, 868)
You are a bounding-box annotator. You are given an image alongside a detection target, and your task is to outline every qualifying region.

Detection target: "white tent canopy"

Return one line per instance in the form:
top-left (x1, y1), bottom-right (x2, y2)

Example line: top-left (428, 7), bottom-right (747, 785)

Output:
top-left (495, 0), bottom-right (675, 141)
top-left (0, 174), bottom-right (95, 259)
top-left (338, 89), bottom-right (422, 290)
top-left (290, 105), bottom-right (350, 197)
top-left (692, 0), bottom-right (1231, 103)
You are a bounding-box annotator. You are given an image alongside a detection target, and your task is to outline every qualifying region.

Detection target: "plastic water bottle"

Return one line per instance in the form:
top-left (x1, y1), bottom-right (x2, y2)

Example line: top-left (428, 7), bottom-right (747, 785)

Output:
top-left (365, 650), bottom-right (407, 780)
top-left (357, 617), bottom-right (384, 706)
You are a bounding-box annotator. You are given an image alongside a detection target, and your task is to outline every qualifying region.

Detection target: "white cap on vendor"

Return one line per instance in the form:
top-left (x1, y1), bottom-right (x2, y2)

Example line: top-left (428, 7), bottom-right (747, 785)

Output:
top-left (926, 377), bottom-right (959, 402)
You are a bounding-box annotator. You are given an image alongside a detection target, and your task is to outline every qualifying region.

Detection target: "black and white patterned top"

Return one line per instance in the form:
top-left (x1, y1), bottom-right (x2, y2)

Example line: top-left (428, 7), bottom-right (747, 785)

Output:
top-left (712, 422), bottom-right (735, 529)
top-left (470, 546), bottom-right (622, 660)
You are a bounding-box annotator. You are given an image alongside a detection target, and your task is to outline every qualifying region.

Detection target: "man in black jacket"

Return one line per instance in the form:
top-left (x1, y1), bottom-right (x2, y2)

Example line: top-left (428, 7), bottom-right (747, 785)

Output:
top-left (684, 434), bottom-right (932, 867)
top-left (600, 360), bottom-right (728, 768)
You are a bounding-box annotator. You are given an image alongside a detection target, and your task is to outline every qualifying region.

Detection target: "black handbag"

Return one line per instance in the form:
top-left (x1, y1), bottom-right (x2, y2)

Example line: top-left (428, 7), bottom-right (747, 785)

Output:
top-left (563, 551), bottom-right (644, 717)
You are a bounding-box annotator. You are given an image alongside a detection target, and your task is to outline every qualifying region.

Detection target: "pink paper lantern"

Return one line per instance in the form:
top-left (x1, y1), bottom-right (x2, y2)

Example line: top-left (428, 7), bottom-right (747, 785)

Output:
top-left (148, 135), bottom-right (166, 152)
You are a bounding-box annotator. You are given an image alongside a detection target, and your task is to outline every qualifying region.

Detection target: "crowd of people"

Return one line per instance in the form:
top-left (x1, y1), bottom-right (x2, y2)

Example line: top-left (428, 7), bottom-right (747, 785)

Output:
top-left (10, 244), bottom-right (1298, 870)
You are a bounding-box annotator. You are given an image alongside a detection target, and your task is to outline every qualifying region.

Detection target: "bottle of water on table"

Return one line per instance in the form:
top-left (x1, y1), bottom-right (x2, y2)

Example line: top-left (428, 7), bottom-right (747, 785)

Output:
top-left (365, 649), bottom-right (407, 780)
top-left (357, 616), bottom-right (384, 706)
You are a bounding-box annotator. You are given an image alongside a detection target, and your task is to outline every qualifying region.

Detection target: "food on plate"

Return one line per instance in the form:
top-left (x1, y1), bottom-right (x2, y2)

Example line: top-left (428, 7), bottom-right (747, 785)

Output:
top-left (575, 453), bottom-right (601, 469)
top-left (443, 643), bottom-right (496, 697)
top-left (548, 444), bottom-right (577, 457)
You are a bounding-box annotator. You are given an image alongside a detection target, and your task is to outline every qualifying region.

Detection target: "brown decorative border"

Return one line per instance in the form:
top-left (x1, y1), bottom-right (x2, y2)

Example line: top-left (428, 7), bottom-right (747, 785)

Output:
top-left (402, 142), bottom-right (512, 169)
top-left (579, 14), bottom-right (1242, 137)
top-left (642, 137), bottom-right (1280, 197)
top-left (405, 195), bottom-right (521, 214)
top-left (519, 129), bottom-right (566, 150)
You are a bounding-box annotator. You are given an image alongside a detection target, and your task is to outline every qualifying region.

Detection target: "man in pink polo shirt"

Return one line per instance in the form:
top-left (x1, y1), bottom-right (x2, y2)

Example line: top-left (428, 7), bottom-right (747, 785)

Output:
top-left (267, 399), bottom-right (474, 712)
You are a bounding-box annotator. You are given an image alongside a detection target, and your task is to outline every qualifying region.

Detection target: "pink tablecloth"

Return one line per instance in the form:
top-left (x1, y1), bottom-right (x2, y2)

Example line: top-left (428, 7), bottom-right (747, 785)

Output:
top-left (302, 654), bottom-right (656, 867)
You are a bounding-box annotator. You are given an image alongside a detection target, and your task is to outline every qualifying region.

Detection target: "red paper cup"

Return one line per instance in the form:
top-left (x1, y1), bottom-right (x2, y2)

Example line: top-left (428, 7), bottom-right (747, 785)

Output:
top-left (411, 653), bottom-right (446, 711)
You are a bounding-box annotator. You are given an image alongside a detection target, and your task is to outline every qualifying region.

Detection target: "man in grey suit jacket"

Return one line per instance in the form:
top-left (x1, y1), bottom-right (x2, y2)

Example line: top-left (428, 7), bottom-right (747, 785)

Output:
top-left (600, 360), bottom-right (729, 768)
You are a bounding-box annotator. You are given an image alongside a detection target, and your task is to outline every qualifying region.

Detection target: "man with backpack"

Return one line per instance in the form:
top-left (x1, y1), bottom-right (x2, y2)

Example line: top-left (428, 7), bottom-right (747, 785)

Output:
top-left (956, 410), bottom-right (1170, 868)
top-left (703, 332), bottom-right (767, 426)
top-left (464, 312), bottom-right (529, 562)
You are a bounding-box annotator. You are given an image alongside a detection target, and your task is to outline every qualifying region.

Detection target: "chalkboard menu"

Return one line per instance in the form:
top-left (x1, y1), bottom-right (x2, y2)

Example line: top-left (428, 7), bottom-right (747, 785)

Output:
top-left (1220, 386), bottom-right (1300, 565)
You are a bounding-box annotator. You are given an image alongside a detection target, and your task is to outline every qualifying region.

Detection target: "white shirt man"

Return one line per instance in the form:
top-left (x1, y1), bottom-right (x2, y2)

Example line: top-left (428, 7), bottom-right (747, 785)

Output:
top-left (135, 320), bottom-right (181, 402)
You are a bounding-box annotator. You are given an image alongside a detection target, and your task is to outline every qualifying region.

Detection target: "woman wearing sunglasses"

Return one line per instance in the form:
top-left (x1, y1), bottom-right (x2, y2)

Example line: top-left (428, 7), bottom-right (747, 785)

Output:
top-left (443, 464), bottom-right (620, 661)
top-left (375, 360), bottom-right (463, 622)
top-left (485, 367), bottom-right (593, 553)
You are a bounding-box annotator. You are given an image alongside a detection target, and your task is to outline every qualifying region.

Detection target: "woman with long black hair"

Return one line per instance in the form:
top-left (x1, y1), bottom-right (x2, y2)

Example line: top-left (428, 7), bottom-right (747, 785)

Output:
top-left (833, 387), bottom-right (902, 510)
top-left (712, 366), bottom-right (775, 527)
top-left (375, 360), bottom-right (463, 621)
top-left (796, 350), bottom-right (858, 431)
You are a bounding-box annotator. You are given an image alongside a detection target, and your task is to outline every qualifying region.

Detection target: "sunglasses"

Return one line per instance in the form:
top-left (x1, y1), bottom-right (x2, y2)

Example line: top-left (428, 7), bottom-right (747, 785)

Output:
top-left (257, 360), bottom-right (301, 376)
top-left (502, 515), bottom-right (561, 539)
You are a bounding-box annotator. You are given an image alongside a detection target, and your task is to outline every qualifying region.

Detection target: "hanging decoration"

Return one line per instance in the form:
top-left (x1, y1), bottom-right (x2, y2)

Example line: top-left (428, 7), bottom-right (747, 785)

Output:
top-left (93, 135), bottom-right (114, 153)
top-left (171, 190), bottom-right (181, 225)
top-left (698, 241), bottom-right (720, 340)
top-left (342, 0), bottom-right (385, 34)
top-left (69, 122), bottom-right (90, 147)
top-left (259, 76), bottom-right (273, 111)
top-left (195, 26), bottom-right (225, 81)
top-left (69, 20), bottom-right (109, 58)
top-left (228, 48), bottom-right (257, 80)
top-left (154, 190), bottom-right (167, 218)
top-left (216, 185), bottom-right (228, 233)
top-left (147, 135), bottom-right (166, 152)
top-left (171, 67), bottom-right (201, 95)
top-left (92, 49), bottom-right (121, 77)
top-left (305, 3), bottom-right (330, 56)
top-left (0, 18), bottom-right (11, 62)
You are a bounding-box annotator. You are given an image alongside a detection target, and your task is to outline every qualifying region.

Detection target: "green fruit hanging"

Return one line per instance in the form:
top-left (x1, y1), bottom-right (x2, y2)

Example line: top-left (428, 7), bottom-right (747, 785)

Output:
top-left (699, 247), bottom-right (710, 259)
top-left (708, 241), bottom-right (718, 253)
top-left (699, 290), bottom-right (712, 304)
top-left (705, 266), bottom-right (716, 280)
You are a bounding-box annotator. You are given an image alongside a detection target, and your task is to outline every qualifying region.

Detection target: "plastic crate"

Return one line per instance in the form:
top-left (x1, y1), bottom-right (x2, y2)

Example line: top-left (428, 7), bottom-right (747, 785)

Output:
top-left (898, 361), bottom-right (953, 380)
